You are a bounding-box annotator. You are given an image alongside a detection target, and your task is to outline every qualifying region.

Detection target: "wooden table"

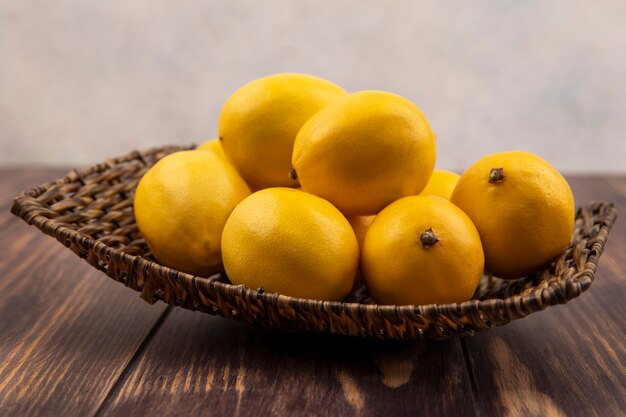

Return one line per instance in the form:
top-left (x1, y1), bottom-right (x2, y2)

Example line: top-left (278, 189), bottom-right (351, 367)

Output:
top-left (1, 169), bottom-right (624, 417)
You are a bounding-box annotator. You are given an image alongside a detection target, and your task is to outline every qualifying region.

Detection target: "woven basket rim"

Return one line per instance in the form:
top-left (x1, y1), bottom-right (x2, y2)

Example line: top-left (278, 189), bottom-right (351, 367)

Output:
top-left (9, 145), bottom-right (618, 339)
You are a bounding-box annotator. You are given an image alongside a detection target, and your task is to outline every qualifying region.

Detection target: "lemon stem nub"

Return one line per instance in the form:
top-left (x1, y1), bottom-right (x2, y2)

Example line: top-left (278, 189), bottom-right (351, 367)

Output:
top-left (288, 167), bottom-right (298, 181)
top-left (419, 228), bottom-right (439, 248)
top-left (489, 168), bottom-right (505, 184)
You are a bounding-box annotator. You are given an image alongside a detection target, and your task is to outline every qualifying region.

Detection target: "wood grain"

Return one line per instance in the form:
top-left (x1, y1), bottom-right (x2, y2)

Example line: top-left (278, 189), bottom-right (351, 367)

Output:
top-left (98, 308), bottom-right (476, 417)
top-left (0, 170), bottom-right (168, 417)
top-left (462, 176), bottom-right (626, 417)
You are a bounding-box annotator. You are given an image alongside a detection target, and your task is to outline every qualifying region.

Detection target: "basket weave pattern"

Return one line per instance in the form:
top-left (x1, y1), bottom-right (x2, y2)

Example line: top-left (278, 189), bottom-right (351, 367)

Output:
top-left (11, 145), bottom-right (617, 340)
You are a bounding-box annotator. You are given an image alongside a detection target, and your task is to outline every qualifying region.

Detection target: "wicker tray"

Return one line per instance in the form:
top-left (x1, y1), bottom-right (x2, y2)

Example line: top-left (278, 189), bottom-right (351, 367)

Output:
top-left (11, 145), bottom-right (617, 340)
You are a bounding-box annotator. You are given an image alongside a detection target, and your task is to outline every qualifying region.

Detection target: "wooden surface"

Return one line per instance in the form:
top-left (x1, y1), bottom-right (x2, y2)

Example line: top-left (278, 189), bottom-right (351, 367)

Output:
top-left (1, 169), bottom-right (624, 417)
top-left (0, 169), bottom-right (168, 417)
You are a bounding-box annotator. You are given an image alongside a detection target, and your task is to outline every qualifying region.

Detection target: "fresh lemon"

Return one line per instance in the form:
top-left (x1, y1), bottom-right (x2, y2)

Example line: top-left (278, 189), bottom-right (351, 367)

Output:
top-left (134, 150), bottom-right (250, 276)
top-left (292, 90), bottom-right (436, 215)
top-left (218, 73), bottom-right (347, 189)
top-left (347, 215), bottom-right (375, 249)
top-left (346, 215), bottom-right (375, 290)
top-left (221, 188), bottom-right (359, 301)
top-left (450, 151), bottom-right (575, 279)
top-left (197, 139), bottom-right (226, 160)
top-left (420, 169), bottom-right (460, 200)
top-left (197, 139), bottom-right (264, 191)
top-left (362, 196), bottom-right (484, 305)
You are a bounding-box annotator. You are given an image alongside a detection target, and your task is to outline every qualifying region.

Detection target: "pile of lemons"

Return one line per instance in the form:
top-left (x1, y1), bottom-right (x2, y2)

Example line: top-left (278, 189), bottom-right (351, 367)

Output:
top-left (134, 73), bottom-right (575, 306)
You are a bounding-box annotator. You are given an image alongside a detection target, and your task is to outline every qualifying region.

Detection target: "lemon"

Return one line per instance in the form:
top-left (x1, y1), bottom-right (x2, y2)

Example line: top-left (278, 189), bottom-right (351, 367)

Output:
top-left (221, 188), bottom-right (359, 301)
top-left (218, 73), bottom-right (347, 189)
top-left (450, 151), bottom-right (575, 279)
top-left (362, 196), bottom-right (484, 305)
top-left (197, 139), bottom-right (226, 160)
top-left (347, 215), bottom-right (375, 249)
top-left (134, 150), bottom-right (250, 276)
top-left (420, 169), bottom-right (460, 200)
top-left (197, 139), bottom-right (264, 191)
top-left (346, 215), bottom-right (375, 290)
top-left (292, 90), bottom-right (436, 215)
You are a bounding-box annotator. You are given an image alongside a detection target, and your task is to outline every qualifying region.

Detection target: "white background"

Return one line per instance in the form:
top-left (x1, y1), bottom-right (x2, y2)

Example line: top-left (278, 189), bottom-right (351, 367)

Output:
top-left (1, 0), bottom-right (625, 172)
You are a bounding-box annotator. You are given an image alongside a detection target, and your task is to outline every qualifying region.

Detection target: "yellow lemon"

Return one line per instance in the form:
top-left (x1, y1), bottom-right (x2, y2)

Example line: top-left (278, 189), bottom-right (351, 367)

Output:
top-left (134, 150), bottom-right (250, 276)
top-left (197, 139), bottom-right (264, 191)
top-left (362, 196), bottom-right (484, 305)
top-left (218, 73), bottom-right (347, 189)
top-left (346, 215), bottom-right (375, 290)
top-left (292, 90), bottom-right (436, 215)
top-left (450, 151), bottom-right (575, 279)
top-left (347, 215), bottom-right (375, 249)
top-left (221, 188), bottom-right (359, 301)
top-left (420, 169), bottom-right (460, 200)
top-left (197, 139), bottom-right (226, 160)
